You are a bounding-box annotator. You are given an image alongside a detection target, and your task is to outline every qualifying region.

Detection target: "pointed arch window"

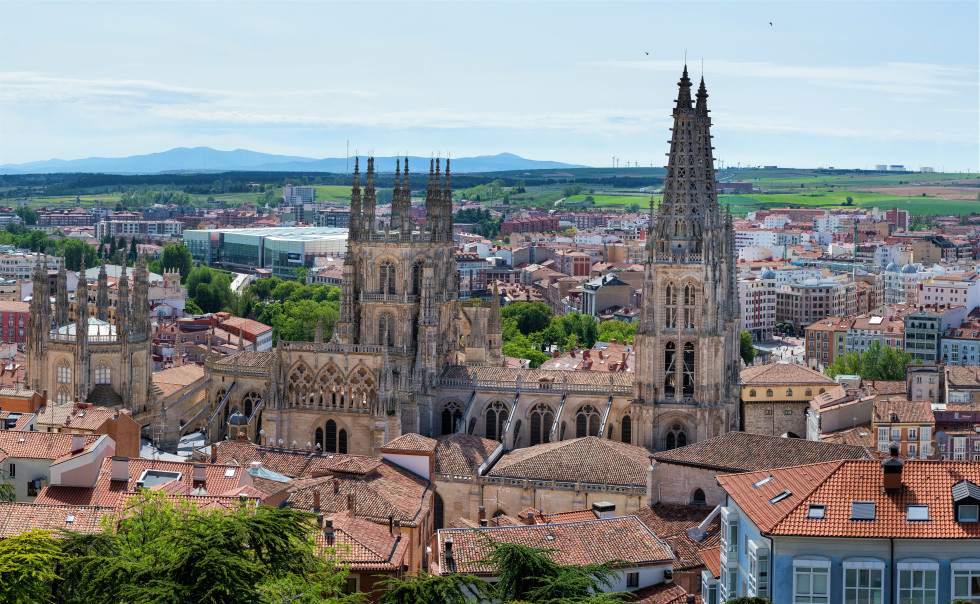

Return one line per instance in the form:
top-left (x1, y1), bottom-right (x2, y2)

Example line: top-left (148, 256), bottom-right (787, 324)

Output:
top-left (325, 420), bottom-right (338, 453)
top-left (441, 401), bottom-right (462, 435)
top-left (621, 414), bottom-right (632, 444)
top-left (485, 401), bottom-right (508, 442)
top-left (575, 404), bottom-right (601, 438)
top-left (682, 342), bottom-right (695, 397)
top-left (529, 403), bottom-right (554, 446)
top-left (683, 284), bottom-right (696, 329)
top-left (57, 362), bottom-right (72, 384)
top-left (664, 423), bottom-right (687, 450)
top-left (378, 313), bottom-right (394, 346)
top-left (315, 427), bottom-right (324, 450)
top-left (95, 363), bottom-right (111, 385)
top-left (379, 261), bottom-right (396, 294)
top-left (664, 342), bottom-right (677, 396)
top-left (56, 387), bottom-right (70, 406)
top-left (665, 283), bottom-right (677, 328)
top-left (412, 261), bottom-right (423, 295)
top-left (338, 429), bottom-right (348, 454)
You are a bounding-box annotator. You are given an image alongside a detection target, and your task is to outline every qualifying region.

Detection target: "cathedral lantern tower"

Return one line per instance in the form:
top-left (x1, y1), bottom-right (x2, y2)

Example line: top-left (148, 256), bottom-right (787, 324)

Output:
top-left (632, 66), bottom-right (740, 450)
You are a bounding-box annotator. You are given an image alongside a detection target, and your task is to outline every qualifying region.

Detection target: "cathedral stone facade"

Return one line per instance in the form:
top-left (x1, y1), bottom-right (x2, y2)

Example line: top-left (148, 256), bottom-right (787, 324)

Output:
top-left (29, 66), bottom-right (737, 457)
top-left (26, 255), bottom-right (154, 412)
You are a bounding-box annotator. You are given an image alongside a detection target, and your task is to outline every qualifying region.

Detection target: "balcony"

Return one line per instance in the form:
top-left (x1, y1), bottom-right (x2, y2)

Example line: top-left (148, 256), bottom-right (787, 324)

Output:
top-left (360, 292), bottom-right (419, 304)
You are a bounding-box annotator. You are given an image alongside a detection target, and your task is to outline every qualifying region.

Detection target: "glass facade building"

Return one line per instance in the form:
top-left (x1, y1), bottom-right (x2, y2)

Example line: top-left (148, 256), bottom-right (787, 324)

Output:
top-left (184, 227), bottom-right (348, 278)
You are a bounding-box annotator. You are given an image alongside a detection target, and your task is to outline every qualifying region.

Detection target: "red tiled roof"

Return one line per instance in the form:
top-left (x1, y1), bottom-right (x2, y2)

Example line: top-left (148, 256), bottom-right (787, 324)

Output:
top-left (873, 397), bottom-right (935, 424)
top-left (34, 457), bottom-right (247, 508)
top-left (381, 433), bottom-right (437, 453)
top-left (487, 436), bottom-right (653, 486)
top-left (651, 432), bottom-right (870, 472)
top-left (434, 433), bottom-right (500, 477)
top-left (719, 459), bottom-right (980, 538)
top-left (819, 422), bottom-right (876, 449)
top-left (0, 502), bottom-right (114, 537)
top-left (740, 362), bottom-right (836, 385)
top-left (629, 582), bottom-right (692, 604)
top-left (634, 504), bottom-right (721, 572)
top-left (0, 431), bottom-right (102, 463)
top-left (315, 512), bottom-right (409, 571)
top-left (700, 546), bottom-right (721, 579)
top-left (438, 516), bottom-right (673, 574)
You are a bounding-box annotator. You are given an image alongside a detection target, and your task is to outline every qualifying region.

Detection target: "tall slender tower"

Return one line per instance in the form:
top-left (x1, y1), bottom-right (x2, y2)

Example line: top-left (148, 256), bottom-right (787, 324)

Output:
top-left (74, 258), bottom-right (90, 402)
top-left (96, 256), bottom-right (110, 322)
top-left (25, 255), bottom-right (49, 392)
top-left (632, 66), bottom-right (740, 450)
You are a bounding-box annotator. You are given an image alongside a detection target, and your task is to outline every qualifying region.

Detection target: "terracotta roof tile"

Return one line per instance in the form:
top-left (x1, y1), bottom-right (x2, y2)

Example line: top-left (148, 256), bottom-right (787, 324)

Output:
top-left (819, 422), bottom-right (876, 449)
top-left (0, 431), bottom-right (102, 462)
top-left (629, 582), bottom-right (691, 604)
top-left (0, 502), bottom-right (114, 537)
top-left (314, 512), bottom-right (409, 571)
top-left (434, 433), bottom-right (501, 477)
top-left (873, 398), bottom-right (935, 424)
top-left (651, 432), bottom-right (871, 472)
top-left (487, 436), bottom-right (653, 486)
top-left (438, 516), bottom-right (673, 574)
top-left (946, 365), bottom-right (980, 388)
top-left (740, 362), bottom-right (837, 386)
top-left (36, 404), bottom-right (117, 431)
top-left (700, 546), bottom-right (721, 579)
top-left (633, 504), bottom-right (721, 572)
top-left (212, 350), bottom-right (274, 370)
top-left (720, 459), bottom-right (980, 539)
top-left (381, 433), bottom-right (437, 453)
top-left (152, 364), bottom-right (206, 398)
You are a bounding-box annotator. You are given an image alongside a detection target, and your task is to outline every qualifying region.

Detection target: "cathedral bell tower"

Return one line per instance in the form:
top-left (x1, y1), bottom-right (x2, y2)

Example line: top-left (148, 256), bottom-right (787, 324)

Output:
top-left (632, 66), bottom-right (740, 450)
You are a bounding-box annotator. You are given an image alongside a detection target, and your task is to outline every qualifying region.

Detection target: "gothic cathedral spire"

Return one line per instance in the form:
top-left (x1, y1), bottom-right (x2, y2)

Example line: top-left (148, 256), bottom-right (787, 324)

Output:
top-left (633, 66), bottom-right (740, 451)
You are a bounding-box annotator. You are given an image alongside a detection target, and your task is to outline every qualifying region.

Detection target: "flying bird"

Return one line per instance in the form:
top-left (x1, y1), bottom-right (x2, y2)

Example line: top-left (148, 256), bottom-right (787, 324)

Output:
top-left (645, 51), bottom-right (649, 55)
top-left (769, 21), bottom-right (773, 26)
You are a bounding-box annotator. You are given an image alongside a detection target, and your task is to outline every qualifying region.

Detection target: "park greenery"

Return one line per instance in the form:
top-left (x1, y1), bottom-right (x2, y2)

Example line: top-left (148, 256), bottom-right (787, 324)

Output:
top-left (825, 339), bottom-right (917, 380)
top-left (499, 301), bottom-right (635, 368)
top-left (454, 208), bottom-right (502, 240)
top-left (739, 330), bottom-right (757, 365)
top-left (243, 276), bottom-right (341, 342)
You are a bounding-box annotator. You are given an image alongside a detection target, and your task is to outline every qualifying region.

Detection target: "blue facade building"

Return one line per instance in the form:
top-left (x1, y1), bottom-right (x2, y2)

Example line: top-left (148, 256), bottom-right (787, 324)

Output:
top-left (709, 452), bottom-right (980, 604)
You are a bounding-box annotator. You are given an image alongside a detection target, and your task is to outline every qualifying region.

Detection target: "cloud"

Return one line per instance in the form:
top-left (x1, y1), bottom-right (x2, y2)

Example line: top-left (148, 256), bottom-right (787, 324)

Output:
top-left (594, 59), bottom-right (979, 96)
top-left (0, 72), bottom-right (378, 106)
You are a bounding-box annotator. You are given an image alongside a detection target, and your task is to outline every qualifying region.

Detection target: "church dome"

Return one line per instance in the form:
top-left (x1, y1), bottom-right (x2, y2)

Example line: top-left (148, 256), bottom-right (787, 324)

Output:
top-left (901, 263), bottom-right (918, 274)
top-left (885, 262), bottom-right (900, 272)
top-left (228, 412), bottom-right (248, 426)
top-left (761, 268), bottom-right (776, 279)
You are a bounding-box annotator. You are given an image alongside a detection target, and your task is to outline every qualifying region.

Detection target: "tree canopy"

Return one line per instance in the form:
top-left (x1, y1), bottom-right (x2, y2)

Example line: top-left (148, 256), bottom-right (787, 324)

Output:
top-left (739, 330), bottom-right (757, 365)
top-left (825, 339), bottom-right (917, 380)
top-left (161, 243), bottom-right (193, 282)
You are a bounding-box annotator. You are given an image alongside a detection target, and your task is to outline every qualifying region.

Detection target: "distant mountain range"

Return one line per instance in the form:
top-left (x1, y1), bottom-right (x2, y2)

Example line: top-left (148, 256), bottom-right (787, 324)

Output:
top-left (0, 147), bottom-right (586, 175)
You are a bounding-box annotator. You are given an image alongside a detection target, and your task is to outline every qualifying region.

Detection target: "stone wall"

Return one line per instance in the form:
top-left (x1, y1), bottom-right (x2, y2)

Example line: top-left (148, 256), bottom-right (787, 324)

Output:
top-left (743, 401), bottom-right (809, 437)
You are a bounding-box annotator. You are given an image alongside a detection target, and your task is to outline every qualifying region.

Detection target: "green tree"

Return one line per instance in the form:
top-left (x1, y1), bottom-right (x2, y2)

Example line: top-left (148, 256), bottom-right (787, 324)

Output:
top-left (740, 330), bottom-right (757, 365)
top-left (500, 302), bottom-right (553, 336)
top-left (627, 202), bottom-right (641, 213)
top-left (378, 571), bottom-right (489, 604)
top-left (597, 320), bottom-right (637, 344)
top-left (55, 490), bottom-right (358, 604)
top-left (62, 239), bottom-right (97, 271)
top-left (826, 340), bottom-right (916, 380)
top-left (161, 243), bottom-right (193, 282)
top-left (186, 265), bottom-right (214, 299)
top-left (128, 237), bottom-right (139, 263)
top-left (14, 206), bottom-right (38, 225)
top-left (0, 529), bottom-right (63, 603)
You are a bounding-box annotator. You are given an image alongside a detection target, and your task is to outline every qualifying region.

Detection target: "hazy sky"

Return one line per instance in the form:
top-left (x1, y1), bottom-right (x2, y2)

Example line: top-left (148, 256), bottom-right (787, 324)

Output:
top-left (1, 0), bottom-right (977, 170)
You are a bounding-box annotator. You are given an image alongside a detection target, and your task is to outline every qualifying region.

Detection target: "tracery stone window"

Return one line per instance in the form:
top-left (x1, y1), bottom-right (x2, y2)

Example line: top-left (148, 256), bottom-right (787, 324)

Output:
top-left (683, 284), bottom-right (696, 329)
top-left (57, 387), bottom-right (70, 406)
top-left (575, 404), bottom-right (600, 438)
top-left (664, 342), bottom-right (677, 396)
top-left (378, 313), bottom-right (394, 346)
top-left (95, 363), bottom-right (111, 385)
top-left (529, 403), bottom-right (554, 446)
top-left (664, 423), bottom-right (687, 450)
top-left (682, 342), bottom-right (695, 397)
top-left (242, 391), bottom-right (261, 418)
top-left (665, 283), bottom-right (677, 328)
top-left (57, 362), bottom-right (72, 384)
top-left (441, 401), bottom-right (462, 435)
top-left (379, 261), bottom-right (396, 294)
top-left (412, 261), bottom-right (423, 295)
top-left (485, 401), bottom-right (508, 442)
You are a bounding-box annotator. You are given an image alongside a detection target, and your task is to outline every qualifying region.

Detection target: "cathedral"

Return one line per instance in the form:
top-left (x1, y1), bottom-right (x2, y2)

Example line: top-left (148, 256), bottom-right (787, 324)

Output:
top-left (24, 66), bottom-right (738, 456)
top-left (26, 255), bottom-right (154, 411)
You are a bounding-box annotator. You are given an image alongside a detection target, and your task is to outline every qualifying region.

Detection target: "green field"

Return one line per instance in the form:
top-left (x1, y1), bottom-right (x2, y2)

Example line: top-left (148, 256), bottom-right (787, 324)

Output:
top-left (563, 194), bottom-right (659, 209)
top-left (720, 190), bottom-right (978, 217)
top-left (313, 185), bottom-right (352, 202)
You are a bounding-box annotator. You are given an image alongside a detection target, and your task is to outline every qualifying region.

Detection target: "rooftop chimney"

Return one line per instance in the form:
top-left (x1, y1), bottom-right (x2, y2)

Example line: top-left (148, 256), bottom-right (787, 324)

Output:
top-left (478, 506), bottom-right (486, 526)
top-left (323, 519), bottom-right (334, 546)
top-left (591, 501), bottom-right (616, 520)
top-left (313, 490), bottom-right (321, 512)
top-left (192, 463), bottom-right (207, 484)
top-left (347, 493), bottom-right (355, 516)
top-left (883, 444), bottom-right (904, 492)
top-left (109, 456), bottom-right (130, 482)
top-left (70, 434), bottom-right (85, 454)
top-left (333, 479), bottom-right (340, 494)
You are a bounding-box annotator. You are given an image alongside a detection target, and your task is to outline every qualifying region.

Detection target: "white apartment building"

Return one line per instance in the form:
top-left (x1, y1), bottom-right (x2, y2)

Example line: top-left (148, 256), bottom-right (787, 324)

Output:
top-left (96, 219), bottom-right (184, 239)
top-left (920, 272), bottom-right (980, 311)
top-left (734, 229), bottom-right (778, 252)
top-left (737, 245), bottom-right (774, 262)
top-left (0, 252), bottom-right (62, 282)
top-left (762, 214), bottom-right (791, 229)
top-left (283, 184), bottom-right (316, 204)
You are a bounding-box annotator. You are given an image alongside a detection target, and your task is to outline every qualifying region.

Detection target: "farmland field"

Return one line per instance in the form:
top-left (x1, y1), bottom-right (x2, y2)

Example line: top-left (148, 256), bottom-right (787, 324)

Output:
top-left (563, 194), bottom-right (660, 209)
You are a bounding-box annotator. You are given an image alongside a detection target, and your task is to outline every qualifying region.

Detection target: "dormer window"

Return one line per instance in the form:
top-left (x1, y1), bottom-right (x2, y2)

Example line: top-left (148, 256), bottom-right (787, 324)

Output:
top-left (959, 505), bottom-right (979, 523)
top-left (952, 479), bottom-right (980, 522)
top-left (807, 504), bottom-right (825, 519)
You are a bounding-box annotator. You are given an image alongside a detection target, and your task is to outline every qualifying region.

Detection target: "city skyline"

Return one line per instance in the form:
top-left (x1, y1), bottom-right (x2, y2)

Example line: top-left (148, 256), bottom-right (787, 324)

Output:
top-left (0, 1), bottom-right (977, 171)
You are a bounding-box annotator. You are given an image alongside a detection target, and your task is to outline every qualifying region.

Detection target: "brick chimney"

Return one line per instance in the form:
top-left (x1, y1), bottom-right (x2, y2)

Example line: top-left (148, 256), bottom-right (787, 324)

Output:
top-left (312, 490), bottom-right (321, 512)
top-left (883, 444), bottom-right (904, 492)
top-left (478, 506), bottom-right (486, 526)
top-left (323, 519), bottom-right (335, 546)
top-left (192, 464), bottom-right (207, 484)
